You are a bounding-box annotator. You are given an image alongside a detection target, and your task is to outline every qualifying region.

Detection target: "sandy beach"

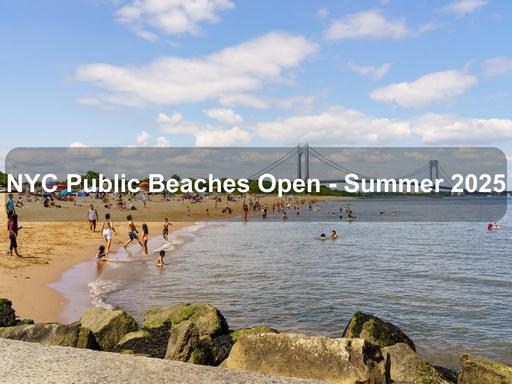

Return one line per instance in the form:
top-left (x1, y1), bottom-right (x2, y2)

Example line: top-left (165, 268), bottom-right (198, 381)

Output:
top-left (1, 194), bottom-right (339, 323)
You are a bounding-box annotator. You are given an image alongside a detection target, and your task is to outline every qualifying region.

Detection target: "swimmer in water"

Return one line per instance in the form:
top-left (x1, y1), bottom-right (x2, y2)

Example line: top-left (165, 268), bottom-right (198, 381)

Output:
top-left (96, 245), bottom-right (106, 261)
top-left (330, 230), bottom-right (337, 239)
top-left (320, 233), bottom-right (326, 240)
top-left (156, 250), bottom-right (167, 267)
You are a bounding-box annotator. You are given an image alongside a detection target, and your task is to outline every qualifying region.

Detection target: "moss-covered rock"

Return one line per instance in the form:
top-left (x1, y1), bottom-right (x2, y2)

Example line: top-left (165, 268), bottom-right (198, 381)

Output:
top-left (0, 323), bottom-right (82, 347)
top-left (144, 303), bottom-right (228, 337)
top-left (459, 354), bottom-right (512, 384)
top-left (0, 298), bottom-right (17, 327)
top-left (165, 320), bottom-right (214, 365)
top-left (80, 307), bottom-right (138, 351)
top-left (382, 343), bottom-right (455, 384)
top-left (342, 311), bottom-right (415, 351)
top-left (115, 328), bottom-right (169, 358)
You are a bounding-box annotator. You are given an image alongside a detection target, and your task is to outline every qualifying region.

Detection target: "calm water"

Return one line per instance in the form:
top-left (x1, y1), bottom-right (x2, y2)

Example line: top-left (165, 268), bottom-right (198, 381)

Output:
top-left (61, 198), bottom-right (511, 369)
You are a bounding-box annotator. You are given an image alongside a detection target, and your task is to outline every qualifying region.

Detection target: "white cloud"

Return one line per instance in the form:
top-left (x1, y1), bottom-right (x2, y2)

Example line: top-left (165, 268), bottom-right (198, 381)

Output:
top-left (370, 70), bottom-right (477, 108)
top-left (255, 106), bottom-right (412, 145)
top-left (411, 114), bottom-right (512, 144)
top-left (155, 136), bottom-right (171, 147)
top-left (316, 7), bottom-right (329, 18)
top-left (444, 0), bottom-right (488, 16)
top-left (76, 32), bottom-right (317, 108)
top-left (324, 10), bottom-right (418, 41)
top-left (136, 130), bottom-right (151, 145)
top-left (195, 127), bottom-right (251, 146)
top-left (483, 57), bottom-right (512, 77)
top-left (115, 0), bottom-right (235, 39)
top-left (203, 108), bottom-right (243, 125)
top-left (157, 112), bottom-right (205, 134)
top-left (69, 142), bottom-right (89, 147)
top-left (347, 62), bottom-right (391, 80)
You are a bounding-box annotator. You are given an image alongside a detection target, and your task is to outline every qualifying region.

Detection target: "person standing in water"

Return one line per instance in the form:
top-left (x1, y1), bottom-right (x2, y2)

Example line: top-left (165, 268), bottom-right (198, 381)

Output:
top-left (88, 204), bottom-right (98, 232)
top-left (123, 214), bottom-right (143, 249)
top-left (100, 213), bottom-right (116, 254)
top-left (141, 223), bottom-right (149, 256)
top-left (156, 250), bottom-right (168, 267)
top-left (162, 218), bottom-right (173, 241)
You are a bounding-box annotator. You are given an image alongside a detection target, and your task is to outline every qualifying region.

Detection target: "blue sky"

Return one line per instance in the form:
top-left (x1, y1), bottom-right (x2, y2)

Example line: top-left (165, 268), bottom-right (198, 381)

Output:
top-left (1, 0), bottom-right (512, 161)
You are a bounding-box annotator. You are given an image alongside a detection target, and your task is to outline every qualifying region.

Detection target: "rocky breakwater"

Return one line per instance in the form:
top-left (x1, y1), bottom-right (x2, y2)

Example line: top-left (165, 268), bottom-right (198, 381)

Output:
top-left (1, 298), bottom-right (511, 384)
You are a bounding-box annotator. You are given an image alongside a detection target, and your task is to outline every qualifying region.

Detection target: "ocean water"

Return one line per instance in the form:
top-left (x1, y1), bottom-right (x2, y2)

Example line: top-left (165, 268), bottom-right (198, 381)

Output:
top-left (58, 198), bottom-right (511, 369)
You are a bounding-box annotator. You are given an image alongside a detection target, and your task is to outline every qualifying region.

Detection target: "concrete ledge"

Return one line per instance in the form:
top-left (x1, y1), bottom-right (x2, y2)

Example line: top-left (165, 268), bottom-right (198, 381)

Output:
top-left (0, 338), bottom-right (324, 384)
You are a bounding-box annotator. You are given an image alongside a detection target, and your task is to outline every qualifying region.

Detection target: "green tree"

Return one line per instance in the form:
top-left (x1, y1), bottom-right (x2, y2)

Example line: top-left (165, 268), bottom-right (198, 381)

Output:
top-left (0, 171), bottom-right (6, 187)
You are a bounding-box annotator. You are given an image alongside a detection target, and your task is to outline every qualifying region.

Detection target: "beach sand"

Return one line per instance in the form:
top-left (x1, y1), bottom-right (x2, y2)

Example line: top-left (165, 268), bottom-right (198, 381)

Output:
top-left (1, 194), bottom-right (338, 322)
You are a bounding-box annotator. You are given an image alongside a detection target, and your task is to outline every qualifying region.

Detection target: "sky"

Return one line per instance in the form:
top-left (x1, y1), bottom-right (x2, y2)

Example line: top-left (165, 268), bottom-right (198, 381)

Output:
top-left (1, 0), bottom-right (512, 168)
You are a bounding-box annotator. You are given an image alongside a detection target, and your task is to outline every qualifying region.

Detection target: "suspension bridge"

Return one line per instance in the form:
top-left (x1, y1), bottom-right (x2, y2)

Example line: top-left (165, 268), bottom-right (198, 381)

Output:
top-left (248, 145), bottom-right (457, 192)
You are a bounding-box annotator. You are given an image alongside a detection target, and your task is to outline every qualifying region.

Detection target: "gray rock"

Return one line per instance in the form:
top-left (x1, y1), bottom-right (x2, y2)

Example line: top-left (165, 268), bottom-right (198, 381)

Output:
top-left (0, 298), bottom-right (17, 327)
top-left (342, 311), bottom-right (415, 351)
top-left (0, 323), bottom-right (81, 347)
top-left (80, 307), bottom-right (138, 351)
top-left (223, 332), bottom-right (389, 384)
top-left (382, 343), bottom-right (455, 383)
top-left (459, 354), bottom-right (512, 384)
top-left (165, 321), bottom-right (213, 365)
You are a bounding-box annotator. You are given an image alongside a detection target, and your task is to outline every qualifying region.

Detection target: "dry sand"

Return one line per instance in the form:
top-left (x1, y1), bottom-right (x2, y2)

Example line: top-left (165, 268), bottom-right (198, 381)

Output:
top-left (1, 193), bottom-right (341, 322)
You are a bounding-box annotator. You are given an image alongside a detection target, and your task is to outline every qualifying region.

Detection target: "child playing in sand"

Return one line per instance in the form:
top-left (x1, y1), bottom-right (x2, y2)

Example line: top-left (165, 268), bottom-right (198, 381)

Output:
top-left (162, 218), bottom-right (173, 241)
top-left (156, 250), bottom-right (167, 267)
top-left (141, 223), bottom-right (149, 256)
top-left (123, 215), bottom-right (143, 249)
top-left (96, 245), bottom-right (106, 261)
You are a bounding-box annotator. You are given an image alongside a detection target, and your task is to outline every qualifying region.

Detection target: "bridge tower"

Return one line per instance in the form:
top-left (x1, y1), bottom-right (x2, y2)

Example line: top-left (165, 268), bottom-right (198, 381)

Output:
top-left (429, 160), bottom-right (439, 195)
top-left (297, 144), bottom-right (310, 180)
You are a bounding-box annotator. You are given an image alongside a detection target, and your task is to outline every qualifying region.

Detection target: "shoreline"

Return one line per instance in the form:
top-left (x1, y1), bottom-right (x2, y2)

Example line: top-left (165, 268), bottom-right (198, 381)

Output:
top-left (2, 194), bottom-right (339, 322)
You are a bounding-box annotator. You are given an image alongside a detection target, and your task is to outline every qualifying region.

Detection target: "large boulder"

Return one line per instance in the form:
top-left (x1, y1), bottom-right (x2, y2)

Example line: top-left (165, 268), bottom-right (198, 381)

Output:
top-left (212, 326), bottom-right (278, 365)
top-left (223, 333), bottom-right (389, 384)
top-left (0, 298), bottom-right (17, 327)
top-left (165, 321), bottom-right (213, 365)
top-left (116, 329), bottom-right (162, 357)
top-left (459, 354), bottom-right (512, 384)
top-left (342, 311), bottom-right (415, 351)
top-left (382, 343), bottom-right (455, 384)
top-left (0, 323), bottom-right (81, 347)
top-left (80, 307), bottom-right (137, 351)
top-left (144, 303), bottom-right (228, 337)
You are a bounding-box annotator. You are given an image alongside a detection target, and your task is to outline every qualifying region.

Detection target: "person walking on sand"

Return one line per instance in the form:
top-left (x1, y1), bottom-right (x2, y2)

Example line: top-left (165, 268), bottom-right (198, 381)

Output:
top-left (123, 214), bottom-right (143, 249)
top-left (141, 223), bottom-right (149, 256)
top-left (100, 213), bottom-right (116, 254)
top-left (6, 194), bottom-right (15, 218)
top-left (88, 204), bottom-right (98, 232)
top-left (8, 212), bottom-right (21, 257)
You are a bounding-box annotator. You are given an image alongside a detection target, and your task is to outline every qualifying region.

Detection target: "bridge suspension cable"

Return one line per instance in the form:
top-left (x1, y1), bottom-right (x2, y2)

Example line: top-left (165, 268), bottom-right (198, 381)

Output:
top-left (247, 148), bottom-right (297, 180)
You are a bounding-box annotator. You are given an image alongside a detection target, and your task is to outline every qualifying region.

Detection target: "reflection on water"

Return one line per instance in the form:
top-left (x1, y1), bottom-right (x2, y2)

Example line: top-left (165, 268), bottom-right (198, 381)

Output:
top-left (62, 199), bottom-right (512, 368)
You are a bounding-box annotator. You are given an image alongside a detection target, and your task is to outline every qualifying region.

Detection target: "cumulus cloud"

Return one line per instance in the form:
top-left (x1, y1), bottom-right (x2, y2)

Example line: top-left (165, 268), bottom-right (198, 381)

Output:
top-left (254, 106), bottom-right (512, 146)
top-left (483, 57), bottom-right (512, 77)
top-left (115, 0), bottom-right (235, 40)
top-left (136, 130), bottom-right (152, 145)
top-left (155, 136), bottom-right (171, 147)
top-left (203, 108), bottom-right (243, 125)
top-left (69, 142), bottom-right (90, 148)
top-left (369, 70), bottom-right (477, 108)
top-left (411, 114), bottom-right (512, 144)
top-left (347, 62), bottom-right (391, 80)
top-left (444, 0), bottom-right (488, 16)
top-left (255, 106), bottom-right (412, 145)
top-left (76, 32), bottom-right (317, 108)
top-left (324, 10), bottom-right (423, 41)
top-left (195, 127), bottom-right (251, 146)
